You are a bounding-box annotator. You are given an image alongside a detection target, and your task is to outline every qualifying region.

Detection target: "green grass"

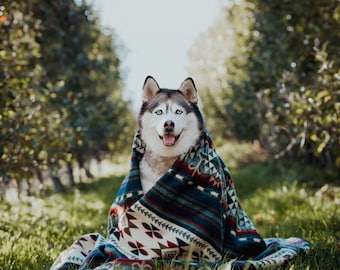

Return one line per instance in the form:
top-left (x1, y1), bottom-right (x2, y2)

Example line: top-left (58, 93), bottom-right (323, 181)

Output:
top-left (0, 151), bottom-right (339, 269)
top-left (231, 160), bottom-right (340, 270)
top-left (0, 176), bottom-right (123, 270)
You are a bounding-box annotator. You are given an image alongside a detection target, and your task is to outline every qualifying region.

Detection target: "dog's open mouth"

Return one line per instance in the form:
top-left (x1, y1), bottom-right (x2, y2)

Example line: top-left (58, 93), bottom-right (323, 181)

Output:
top-left (159, 133), bottom-right (181, 147)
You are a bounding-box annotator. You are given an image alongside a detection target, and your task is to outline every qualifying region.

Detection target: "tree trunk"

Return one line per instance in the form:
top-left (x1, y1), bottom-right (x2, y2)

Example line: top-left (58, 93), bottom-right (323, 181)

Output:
top-left (67, 161), bottom-right (75, 187)
top-left (49, 168), bottom-right (64, 193)
top-left (78, 157), bottom-right (94, 181)
top-left (35, 167), bottom-right (46, 195)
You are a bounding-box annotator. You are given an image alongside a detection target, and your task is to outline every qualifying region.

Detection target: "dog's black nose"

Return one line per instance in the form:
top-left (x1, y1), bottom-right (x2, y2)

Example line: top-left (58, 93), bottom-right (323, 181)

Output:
top-left (164, 120), bottom-right (175, 130)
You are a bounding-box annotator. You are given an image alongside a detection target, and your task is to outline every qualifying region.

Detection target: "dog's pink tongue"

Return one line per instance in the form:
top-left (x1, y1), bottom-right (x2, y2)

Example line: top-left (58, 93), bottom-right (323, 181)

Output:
top-left (163, 135), bottom-right (175, 146)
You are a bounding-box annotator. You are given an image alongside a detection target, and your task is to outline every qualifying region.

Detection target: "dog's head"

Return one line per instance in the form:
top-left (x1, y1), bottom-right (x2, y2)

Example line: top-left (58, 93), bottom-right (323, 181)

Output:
top-left (138, 76), bottom-right (204, 157)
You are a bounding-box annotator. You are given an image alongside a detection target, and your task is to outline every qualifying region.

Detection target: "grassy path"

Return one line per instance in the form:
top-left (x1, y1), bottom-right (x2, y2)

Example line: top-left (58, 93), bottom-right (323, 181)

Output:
top-left (0, 160), bottom-right (339, 269)
top-left (0, 176), bottom-right (123, 270)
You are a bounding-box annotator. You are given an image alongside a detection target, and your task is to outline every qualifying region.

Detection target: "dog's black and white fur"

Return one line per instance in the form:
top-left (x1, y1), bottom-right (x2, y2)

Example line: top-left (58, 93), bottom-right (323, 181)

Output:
top-left (138, 76), bottom-right (204, 192)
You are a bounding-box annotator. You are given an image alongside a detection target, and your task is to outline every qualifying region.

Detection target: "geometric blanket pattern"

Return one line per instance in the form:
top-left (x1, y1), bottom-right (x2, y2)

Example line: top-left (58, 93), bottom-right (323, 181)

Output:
top-left (50, 130), bottom-right (310, 270)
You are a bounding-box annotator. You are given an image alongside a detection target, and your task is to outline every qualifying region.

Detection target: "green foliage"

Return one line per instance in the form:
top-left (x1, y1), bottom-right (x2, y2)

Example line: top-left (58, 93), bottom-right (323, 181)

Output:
top-left (237, 0), bottom-right (340, 167)
top-left (188, 0), bottom-right (339, 169)
top-left (188, 3), bottom-right (255, 138)
top-left (0, 0), bottom-right (134, 189)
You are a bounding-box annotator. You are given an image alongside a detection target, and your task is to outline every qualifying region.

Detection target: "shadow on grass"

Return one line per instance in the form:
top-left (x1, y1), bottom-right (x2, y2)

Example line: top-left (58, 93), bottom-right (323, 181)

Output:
top-left (75, 174), bottom-right (125, 206)
top-left (231, 158), bottom-right (339, 199)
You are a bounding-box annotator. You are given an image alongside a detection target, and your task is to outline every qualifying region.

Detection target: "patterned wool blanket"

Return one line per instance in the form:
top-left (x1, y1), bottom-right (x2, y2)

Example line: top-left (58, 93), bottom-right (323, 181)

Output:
top-left (51, 130), bottom-right (310, 270)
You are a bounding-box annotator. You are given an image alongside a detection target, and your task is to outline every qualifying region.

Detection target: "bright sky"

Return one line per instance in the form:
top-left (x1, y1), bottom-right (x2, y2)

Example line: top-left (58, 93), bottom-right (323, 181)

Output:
top-left (90, 0), bottom-right (224, 109)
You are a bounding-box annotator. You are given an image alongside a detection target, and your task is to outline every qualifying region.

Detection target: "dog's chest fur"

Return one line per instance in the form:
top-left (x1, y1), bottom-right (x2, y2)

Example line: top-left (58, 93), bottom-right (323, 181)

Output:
top-left (140, 150), bottom-right (177, 193)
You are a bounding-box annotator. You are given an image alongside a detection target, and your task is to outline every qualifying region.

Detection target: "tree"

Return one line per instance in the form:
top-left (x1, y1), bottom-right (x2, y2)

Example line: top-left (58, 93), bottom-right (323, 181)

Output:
top-left (188, 0), bottom-right (339, 168)
top-left (0, 0), bottom-right (134, 194)
top-left (188, 2), bottom-right (255, 138)
top-left (237, 0), bottom-right (339, 167)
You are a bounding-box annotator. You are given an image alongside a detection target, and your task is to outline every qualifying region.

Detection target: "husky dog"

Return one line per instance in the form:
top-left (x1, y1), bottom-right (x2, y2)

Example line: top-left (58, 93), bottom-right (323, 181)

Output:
top-left (139, 76), bottom-right (204, 192)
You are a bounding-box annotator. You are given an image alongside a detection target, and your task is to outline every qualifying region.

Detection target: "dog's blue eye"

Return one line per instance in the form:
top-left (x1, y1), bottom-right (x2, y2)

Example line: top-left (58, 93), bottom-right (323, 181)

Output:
top-left (175, 109), bottom-right (183, 115)
top-left (155, 109), bottom-right (163, 115)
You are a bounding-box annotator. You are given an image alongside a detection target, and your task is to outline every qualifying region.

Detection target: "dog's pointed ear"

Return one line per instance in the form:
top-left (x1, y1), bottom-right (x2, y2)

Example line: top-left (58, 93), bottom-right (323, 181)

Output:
top-left (179, 77), bottom-right (198, 104)
top-left (142, 75), bottom-right (160, 103)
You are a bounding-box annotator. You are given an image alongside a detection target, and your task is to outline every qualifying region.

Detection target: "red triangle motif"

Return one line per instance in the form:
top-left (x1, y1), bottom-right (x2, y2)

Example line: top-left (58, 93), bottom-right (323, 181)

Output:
top-left (146, 232), bottom-right (153, 238)
top-left (126, 213), bottom-right (137, 220)
top-left (151, 248), bottom-right (162, 258)
top-left (124, 227), bottom-right (131, 236)
top-left (167, 240), bottom-right (178, 248)
top-left (151, 241), bottom-right (168, 258)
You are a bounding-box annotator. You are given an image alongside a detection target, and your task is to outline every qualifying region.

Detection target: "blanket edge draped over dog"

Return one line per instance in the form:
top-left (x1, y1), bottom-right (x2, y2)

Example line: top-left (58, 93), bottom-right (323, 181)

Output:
top-left (51, 130), bottom-right (310, 270)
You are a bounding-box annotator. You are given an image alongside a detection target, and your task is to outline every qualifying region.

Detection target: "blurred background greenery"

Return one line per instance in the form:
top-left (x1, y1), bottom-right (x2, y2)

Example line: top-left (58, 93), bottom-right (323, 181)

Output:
top-left (0, 0), bottom-right (135, 194)
top-left (0, 0), bottom-right (339, 196)
top-left (188, 0), bottom-right (339, 168)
